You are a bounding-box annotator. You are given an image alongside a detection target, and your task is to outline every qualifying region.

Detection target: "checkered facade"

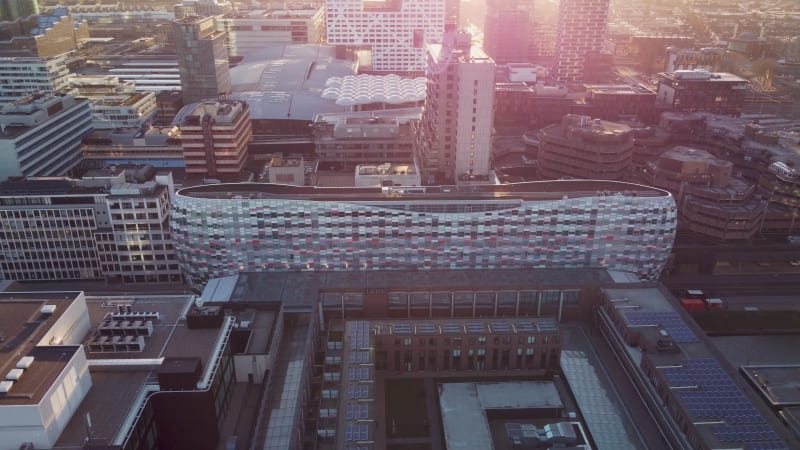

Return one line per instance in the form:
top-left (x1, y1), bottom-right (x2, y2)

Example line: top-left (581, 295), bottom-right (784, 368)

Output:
top-left (172, 185), bottom-right (676, 288)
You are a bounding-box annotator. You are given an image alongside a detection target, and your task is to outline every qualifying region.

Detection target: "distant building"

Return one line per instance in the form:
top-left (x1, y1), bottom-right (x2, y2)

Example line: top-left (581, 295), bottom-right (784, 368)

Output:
top-left (0, 7), bottom-right (88, 57)
top-left (155, 90), bottom-right (183, 124)
top-left (728, 32), bottom-right (768, 59)
top-left (216, 8), bottom-right (324, 56)
top-left (0, 94), bottom-right (92, 181)
top-left (0, 0), bottom-right (38, 22)
top-left (103, 59), bottom-right (182, 93)
top-left (312, 108), bottom-right (420, 170)
top-left (483, 0), bottom-right (534, 64)
top-left (583, 84), bottom-right (658, 123)
top-left (67, 75), bottom-right (157, 129)
top-left (665, 47), bottom-right (723, 72)
top-left (538, 115), bottom-right (633, 181)
top-left (0, 169), bottom-right (180, 282)
top-left (171, 180), bottom-right (677, 288)
top-left (325, 0), bottom-right (445, 73)
top-left (644, 146), bottom-right (761, 241)
top-left (0, 54), bottom-right (69, 104)
top-left (174, 0), bottom-right (233, 19)
top-left (354, 162), bottom-right (420, 187)
top-left (656, 70), bottom-right (748, 116)
top-left (268, 153), bottom-right (305, 185)
top-left (553, 0), bottom-right (610, 82)
top-left (178, 99), bottom-right (252, 177)
top-left (418, 30), bottom-right (495, 184)
top-left (80, 126), bottom-right (184, 168)
top-left (173, 15), bottom-right (231, 104)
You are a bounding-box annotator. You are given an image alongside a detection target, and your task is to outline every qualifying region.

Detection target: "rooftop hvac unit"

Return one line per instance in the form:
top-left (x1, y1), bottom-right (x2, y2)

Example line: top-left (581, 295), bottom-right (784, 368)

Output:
top-left (6, 369), bottom-right (23, 380)
top-left (16, 356), bottom-right (34, 369)
top-left (41, 304), bottom-right (56, 314)
top-left (0, 380), bottom-right (13, 393)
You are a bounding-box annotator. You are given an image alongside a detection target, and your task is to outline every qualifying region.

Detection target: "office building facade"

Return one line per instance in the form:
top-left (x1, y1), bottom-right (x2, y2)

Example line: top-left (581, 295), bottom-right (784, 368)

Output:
top-left (0, 54), bottom-right (69, 104)
top-left (553, 0), bottom-right (610, 82)
top-left (0, 94), bottom-right (93, 182)
top-left (178, 99), bottom-right (252, 177)
top-left (216, 8), bottom-right (324, 56)
top-left (418, 31), bottom-right (495, 183)
top-left (171, 181), bottom-right (677, 288)
top-left (67, 75), bottom-right (157, 129)
top-left (656, 70), bottom-right (748, 116)
top-left (173, 15), bottom-right (231, 104)
top-left (325, 0), bottom-right (445, 73)
top-left (0, 169), bottom-right (181, 283)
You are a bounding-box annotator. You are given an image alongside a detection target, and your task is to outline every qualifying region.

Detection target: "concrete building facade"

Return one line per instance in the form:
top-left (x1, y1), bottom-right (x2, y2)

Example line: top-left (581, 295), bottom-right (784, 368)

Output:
top-left (418, 31), bottom-right (494, 184)
top-left (0, 94), bottom-right (93, 182)
top-left (216, 8), bottom-right (324, 56)
top-left (0, 54), bottom-right (69, 104)
top-left (538, 114), bottom-right (633, 181)
top-left (0, 169), bottom-right (181, 283)
top-left (178, 99), bottom-right (252, 177)
top-left (656, 70), bottom-right (748, 116)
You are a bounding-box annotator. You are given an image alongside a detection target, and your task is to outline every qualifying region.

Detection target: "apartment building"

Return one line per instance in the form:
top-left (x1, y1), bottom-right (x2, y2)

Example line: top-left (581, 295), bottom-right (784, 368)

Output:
top-left (178, 99), bottom-right (252, 177)
top-left (0, 54), bottom-right (69, 104)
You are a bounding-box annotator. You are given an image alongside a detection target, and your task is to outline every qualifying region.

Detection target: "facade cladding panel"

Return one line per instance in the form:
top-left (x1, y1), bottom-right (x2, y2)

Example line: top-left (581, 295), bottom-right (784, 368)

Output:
top-left (171, 182), bottom-right (677, 288)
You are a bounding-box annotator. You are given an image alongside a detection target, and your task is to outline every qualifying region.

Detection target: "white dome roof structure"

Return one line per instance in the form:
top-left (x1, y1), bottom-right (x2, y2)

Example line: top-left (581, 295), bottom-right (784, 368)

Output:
top-left (321, 74), bottom-right (427, 106)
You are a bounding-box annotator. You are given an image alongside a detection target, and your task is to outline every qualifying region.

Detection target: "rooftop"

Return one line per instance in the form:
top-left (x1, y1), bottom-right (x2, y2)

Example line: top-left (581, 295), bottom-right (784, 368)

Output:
top-left (439, 382), bottom-right (563, 450)
top-left (176, 180), bottom-right (670, 202)
top-left (199, 268), bottom-right (615, 310)
top-left (56, 294), bottom-right (227, 448)
top-left (658, 70), bottom-right (748, 83)
top-left (229, 44), bottom-right (356, 121)
top-left (0, 292), bottom-right (83, 406)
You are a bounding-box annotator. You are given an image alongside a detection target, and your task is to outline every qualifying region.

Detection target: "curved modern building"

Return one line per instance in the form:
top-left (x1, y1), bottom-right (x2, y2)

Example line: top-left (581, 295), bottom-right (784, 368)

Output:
top-left (171, 181), bottom-right (677, 288)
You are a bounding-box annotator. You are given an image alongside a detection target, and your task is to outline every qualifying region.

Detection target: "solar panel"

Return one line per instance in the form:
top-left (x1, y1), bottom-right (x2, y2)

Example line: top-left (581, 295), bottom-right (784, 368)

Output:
top-left (490, 322), bottom-right (511, 333)
top-left (465, 322), bottom-right (488, 334)
top-left (442, 323), bottom-right (463, 334)
top-left (416, 322), bottom-right (438, 334)
top-left (393, 323), bottom-right (413, 335)
top-left (624, 311), bottom-right (698, 343)
top-left (515, 321), bottom-right (535, 332)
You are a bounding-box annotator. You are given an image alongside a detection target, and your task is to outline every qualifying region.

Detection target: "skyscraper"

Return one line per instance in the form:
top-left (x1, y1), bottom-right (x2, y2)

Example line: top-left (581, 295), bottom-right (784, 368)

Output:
top-left (553, 0), bottom-right (610, 82)
top-left (418, 30), bottom-right (495, 183)
top-left (173, 15), bottom-right (231, 104)
top-left (483, 0), bottom-right (533, 64)
top-left (325, 0), bottom-right (445, 73)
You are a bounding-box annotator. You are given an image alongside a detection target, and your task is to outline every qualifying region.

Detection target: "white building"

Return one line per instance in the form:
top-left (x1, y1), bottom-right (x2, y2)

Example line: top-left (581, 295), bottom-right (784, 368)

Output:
top-left (355, 162), bottom-right (421, 186)
top-left (0, 94), bottom-right (93, 181)
top-left (0, 293), bottom-right (93, 450)
top-left (325, 0), bottom-right (445, 72)
top-left (216, 8), bottom-right (325, 56)
top-left (418, 31), bottom-right (495, 184)
top-left (0, 54), bottom-right (70, 104)
top-left (67, 75), bottom-right (158, 129)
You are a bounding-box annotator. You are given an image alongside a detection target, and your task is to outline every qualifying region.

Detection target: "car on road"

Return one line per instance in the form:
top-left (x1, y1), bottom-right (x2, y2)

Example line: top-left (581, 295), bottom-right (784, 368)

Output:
top-left (790, 260), bottom-right (800, 267)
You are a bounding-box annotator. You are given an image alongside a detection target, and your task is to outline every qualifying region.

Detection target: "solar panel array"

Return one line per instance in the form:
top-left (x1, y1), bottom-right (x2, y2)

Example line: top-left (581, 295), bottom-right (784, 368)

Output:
top-left (537, 319), bottom-right (558, 332)
top-left (745, 442), bottom-right (791, 450)
top-left (442, 323), bottom-right (464, 334)
top-left (349, 321), bottom-right (371, 349)
top-left (392, 323), bottom-right (413, 334)
top-left (490, 322), bottom-right (512, 334)
top-left (515, 321), bottom-right (535, 333)
top-left (416, 322), bottom-right (438, 334)
top-left (349, 350), bottom-right (369, 364)
top-left (345, 403), bottom-right (370, 420)
top-left (465, 322), bottom-right (488, 334)
top-left (344, 423), bottom-right (369, 441)
top-left (660, 359), bottom-right (786, 449)
top-left (348, 367), bottom-right (370, 381)
top-left (624, 311), bottom-right (698, 343)
top-left (348, 383), bottom-right (370, 400)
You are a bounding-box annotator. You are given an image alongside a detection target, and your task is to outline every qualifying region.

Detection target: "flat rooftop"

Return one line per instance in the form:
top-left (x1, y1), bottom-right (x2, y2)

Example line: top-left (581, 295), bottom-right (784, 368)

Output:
top-left (0, 292), bottom-right (82, 406)
top-left (176, 180), bottom-right (670, 202)
top-left (201, 268), bottom-right (614, 310)
top-left (741, 365), bottom-right (800, 407)
top-left (439, 382), bottom-right (563, 450)
top-left (55, 294), bottom-right (227, 448)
